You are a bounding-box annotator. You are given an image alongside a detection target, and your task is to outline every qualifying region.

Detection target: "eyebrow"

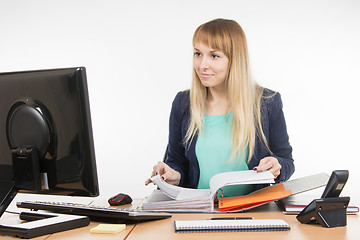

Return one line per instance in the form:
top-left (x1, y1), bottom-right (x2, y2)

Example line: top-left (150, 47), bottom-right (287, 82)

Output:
top-left (193, 48), bottom-right (221, 54)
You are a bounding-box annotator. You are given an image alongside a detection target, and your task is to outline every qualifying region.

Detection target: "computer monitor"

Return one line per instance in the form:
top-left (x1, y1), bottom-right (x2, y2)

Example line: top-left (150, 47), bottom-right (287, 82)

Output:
top-left (0, 66), bottom-right (99, 202)
top-left (0, 67), bottom-right (100, 238)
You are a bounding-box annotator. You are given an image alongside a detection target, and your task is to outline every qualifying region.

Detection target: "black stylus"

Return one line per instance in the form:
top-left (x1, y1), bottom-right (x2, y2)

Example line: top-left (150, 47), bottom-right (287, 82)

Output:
top-left (210, 217), bottom-right (253, 220)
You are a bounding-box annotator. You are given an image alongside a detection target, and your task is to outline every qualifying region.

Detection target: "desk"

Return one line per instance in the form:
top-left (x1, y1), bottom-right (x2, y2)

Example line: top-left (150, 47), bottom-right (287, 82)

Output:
top-left (0, 219), bottom-right (136, 240)
top-left (1, 199), bottom-right (359, 240)
top-left (127, 202), bottom-right (359, 240)
top-left (0, 194), bottom-right (136, 240)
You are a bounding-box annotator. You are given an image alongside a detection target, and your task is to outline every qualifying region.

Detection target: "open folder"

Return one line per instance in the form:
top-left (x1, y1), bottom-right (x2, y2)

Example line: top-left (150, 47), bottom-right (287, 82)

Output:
top-left (220, 172), bottom-right (329, 212)
top-left (143, 171), bottom-right (329, 212)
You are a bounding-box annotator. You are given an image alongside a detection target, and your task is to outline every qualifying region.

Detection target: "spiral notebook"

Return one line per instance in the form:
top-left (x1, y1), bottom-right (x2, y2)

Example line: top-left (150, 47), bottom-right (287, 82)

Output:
top-left (174, 219), bottom-right (290, 233)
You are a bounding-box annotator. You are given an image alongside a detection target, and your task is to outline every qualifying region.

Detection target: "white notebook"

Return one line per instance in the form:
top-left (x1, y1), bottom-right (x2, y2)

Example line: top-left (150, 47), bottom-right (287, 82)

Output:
top-left (174, 219), bottom-right (290, 233)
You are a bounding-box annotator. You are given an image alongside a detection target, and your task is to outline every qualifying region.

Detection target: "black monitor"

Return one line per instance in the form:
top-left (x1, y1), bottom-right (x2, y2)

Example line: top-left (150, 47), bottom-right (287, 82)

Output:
top-left (0, 67), bottom-right (99, 237)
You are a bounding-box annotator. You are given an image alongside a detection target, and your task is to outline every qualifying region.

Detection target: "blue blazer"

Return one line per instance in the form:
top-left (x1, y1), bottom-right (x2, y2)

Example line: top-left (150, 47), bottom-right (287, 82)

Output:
top-left (165, 89), bottom-right (294, 190)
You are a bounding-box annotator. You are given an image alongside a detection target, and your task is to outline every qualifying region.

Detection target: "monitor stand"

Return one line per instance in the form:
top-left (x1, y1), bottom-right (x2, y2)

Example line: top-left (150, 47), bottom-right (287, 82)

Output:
top-left (0, 181), bottom-right (90, 239)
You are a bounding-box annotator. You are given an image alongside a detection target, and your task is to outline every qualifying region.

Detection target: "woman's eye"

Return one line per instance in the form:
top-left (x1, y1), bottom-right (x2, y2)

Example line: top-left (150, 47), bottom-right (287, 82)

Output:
top-left (194, 52), bottom-right (201, 57)
top-left (212, 54), bottom-right (219, 59)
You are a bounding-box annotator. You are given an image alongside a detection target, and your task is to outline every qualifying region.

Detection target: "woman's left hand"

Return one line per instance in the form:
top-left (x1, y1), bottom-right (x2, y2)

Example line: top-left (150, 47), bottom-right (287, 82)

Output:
top-left (254, 157), bottom-right (281, 179)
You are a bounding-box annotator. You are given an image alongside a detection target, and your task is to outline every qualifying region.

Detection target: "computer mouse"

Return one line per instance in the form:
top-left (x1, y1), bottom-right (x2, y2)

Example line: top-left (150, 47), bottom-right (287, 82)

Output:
top-left (108, 193), bottom-right (133, 206)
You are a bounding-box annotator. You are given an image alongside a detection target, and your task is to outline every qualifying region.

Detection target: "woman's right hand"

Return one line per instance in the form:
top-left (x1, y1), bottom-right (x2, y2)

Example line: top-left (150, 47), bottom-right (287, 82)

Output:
top-left (145, 161), bottom-right (181, 186)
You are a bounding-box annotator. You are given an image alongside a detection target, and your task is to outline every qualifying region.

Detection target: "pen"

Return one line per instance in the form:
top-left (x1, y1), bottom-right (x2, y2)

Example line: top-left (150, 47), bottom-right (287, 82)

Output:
top-left (210, 217), bottom-right (253, 220)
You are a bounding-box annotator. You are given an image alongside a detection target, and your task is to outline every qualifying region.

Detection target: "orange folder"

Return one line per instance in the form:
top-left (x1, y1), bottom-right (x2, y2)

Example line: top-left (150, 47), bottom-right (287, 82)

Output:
top-left (219, 183), bottom-right (293, 212)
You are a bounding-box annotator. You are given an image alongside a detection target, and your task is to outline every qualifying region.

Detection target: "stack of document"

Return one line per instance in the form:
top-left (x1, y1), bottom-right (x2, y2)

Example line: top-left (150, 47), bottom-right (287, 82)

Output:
top-left (142, 170), bottom-right (275, 212)
top-left (142, 189), bottom-right (214, 212)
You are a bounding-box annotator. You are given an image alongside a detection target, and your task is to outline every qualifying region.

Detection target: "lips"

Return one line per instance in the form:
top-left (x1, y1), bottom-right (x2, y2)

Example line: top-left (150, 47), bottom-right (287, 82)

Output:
top-left (200, 73), bottom-right (214, 78)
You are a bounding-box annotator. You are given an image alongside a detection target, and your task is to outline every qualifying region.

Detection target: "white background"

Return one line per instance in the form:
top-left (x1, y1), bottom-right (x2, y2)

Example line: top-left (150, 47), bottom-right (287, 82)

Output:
top-left (0, 0), bottom-right (359, 206)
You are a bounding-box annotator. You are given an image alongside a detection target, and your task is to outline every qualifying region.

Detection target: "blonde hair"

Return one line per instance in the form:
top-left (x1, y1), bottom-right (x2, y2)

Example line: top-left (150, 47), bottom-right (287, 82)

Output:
top-left (185, 18), bottom-right (270, 162)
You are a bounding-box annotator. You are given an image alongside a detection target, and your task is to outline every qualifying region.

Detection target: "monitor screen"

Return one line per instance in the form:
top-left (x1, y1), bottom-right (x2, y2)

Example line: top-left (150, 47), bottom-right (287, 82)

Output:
top-left (0, 67), bottom-right (99, 197)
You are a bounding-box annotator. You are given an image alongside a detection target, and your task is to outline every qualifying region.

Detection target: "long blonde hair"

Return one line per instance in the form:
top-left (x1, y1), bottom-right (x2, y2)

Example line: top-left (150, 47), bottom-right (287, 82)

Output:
top-left (185, 18), bottom-right (269, 162)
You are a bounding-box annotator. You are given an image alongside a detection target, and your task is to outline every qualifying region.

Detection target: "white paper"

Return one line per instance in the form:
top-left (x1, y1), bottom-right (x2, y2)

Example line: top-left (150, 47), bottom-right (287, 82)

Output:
top-left (142, 190), bottom-right (213, 212)
top-left (209, 170), bottom-right (275, 196)
top-left (150, 170), bottom-right (274, 201)
top-left (151, 175), bottom-right (211, 200)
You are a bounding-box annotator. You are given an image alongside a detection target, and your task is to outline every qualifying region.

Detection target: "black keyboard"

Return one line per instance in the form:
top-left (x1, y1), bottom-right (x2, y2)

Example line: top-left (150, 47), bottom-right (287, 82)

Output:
top-left (16, 201), bottom-right (171, 223)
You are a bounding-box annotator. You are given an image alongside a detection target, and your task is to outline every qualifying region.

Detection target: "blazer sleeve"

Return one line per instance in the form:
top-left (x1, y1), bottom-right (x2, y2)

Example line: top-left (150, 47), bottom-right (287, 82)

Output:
top-left (267, 92), bottom-right (295, 182)
top-left (165, 91), bottom-right (189, 186)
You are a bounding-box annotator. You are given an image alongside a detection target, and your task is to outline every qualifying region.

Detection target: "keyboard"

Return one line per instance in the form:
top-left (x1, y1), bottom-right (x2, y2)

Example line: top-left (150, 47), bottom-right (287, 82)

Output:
top-left (16, 201), bottom-right (172, 223)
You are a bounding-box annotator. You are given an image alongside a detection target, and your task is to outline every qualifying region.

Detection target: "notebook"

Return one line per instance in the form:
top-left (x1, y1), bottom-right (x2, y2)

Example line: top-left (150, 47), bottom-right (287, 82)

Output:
top-left (174, 219), bottom-right (290, 233)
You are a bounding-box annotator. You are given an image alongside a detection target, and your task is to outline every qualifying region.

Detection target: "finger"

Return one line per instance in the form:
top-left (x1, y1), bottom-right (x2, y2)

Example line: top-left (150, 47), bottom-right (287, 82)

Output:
top-left (145, 178), bottom-right (152, 186)
top-left (161, 171), bottom-right (173, 182)
top-left (149, 168), bottom-right (161, 178)
top-left (273, 170), bottom-right (280, 178)
top-left (162, 170), bottom-right (179, 183)
top-left (155, 161), bottom-right (169, 174)
top-left (149, 170), bottom-right (156, 178)
top-left (272, 165), bottom-right (281, 178)
top-left (152, 164), bottom-right (165, 176)
top-left (268, 168), bottom-right (277, 176)
top-left (256, 161), bottom-right (273, 172)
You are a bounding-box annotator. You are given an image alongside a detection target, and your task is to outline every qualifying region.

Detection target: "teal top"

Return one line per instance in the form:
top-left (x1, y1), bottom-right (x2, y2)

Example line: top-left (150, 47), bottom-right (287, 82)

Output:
top-left (195, 113), bottom-right (253, 197)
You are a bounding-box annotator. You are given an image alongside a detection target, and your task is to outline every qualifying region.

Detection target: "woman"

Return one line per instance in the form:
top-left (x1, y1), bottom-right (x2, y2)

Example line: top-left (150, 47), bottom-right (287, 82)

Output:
top-left (145, 18), bottom-right (294, 196)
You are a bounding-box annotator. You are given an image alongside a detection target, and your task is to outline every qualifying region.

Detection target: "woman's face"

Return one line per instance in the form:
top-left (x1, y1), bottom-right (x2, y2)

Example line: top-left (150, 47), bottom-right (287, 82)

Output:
top-left (193, 42), bottom-right (229, 91)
